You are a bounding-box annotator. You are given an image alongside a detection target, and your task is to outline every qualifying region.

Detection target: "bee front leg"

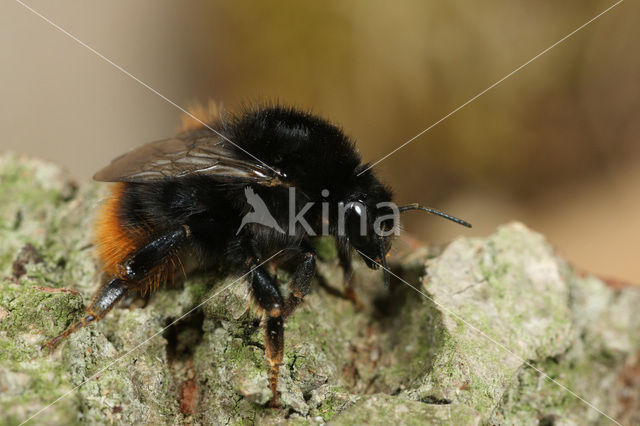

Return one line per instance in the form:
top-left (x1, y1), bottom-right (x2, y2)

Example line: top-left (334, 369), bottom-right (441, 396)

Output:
top-left (250, 266), bottom-right (285, 408)
top-left (338, 242), bottom-right (364, 310)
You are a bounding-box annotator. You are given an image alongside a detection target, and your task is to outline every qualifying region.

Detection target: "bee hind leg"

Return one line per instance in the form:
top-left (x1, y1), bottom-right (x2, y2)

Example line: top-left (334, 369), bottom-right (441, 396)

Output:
top-left (43, 277), bottom-right (128, 350)
top-left (44, 225), bottom-right (191, 351)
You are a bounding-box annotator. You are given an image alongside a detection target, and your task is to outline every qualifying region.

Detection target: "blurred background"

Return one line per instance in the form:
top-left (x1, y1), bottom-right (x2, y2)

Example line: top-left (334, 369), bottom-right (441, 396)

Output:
top-left (1, 1), bottom-right (638, 282)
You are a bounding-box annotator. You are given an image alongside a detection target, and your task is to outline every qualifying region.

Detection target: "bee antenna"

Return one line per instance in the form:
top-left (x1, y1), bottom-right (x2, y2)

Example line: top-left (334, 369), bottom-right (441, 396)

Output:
top-left (378, 236), bottom-right (390, 288)
top-left (398, 203), bottom-right (472, 228)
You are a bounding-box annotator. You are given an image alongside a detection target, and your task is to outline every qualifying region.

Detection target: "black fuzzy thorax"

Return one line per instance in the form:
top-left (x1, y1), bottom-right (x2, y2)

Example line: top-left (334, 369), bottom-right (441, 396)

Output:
top-left (229, 106), bottom-right (363, 196)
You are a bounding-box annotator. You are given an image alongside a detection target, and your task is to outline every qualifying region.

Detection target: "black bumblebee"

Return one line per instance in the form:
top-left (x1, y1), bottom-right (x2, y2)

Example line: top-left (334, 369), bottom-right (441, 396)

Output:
top-left (45, 104), bottom-right (470, 407)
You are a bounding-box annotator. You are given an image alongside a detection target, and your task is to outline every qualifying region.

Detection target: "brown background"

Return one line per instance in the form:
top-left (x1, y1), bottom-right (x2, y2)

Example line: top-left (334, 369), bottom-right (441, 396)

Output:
top-left (1, 1), bottom-right (638, 282)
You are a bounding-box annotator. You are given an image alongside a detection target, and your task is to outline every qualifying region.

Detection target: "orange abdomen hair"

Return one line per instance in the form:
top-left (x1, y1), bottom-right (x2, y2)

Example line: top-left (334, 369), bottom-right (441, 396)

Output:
top-left (94, 183), bottom-right (145, 275)
top-left (94, 183), bottom-right (181, 293)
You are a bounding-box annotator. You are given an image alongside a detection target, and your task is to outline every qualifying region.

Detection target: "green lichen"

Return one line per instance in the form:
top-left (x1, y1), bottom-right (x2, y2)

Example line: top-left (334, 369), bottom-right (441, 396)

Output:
top-left (313, 236), bottom-right (338, 262)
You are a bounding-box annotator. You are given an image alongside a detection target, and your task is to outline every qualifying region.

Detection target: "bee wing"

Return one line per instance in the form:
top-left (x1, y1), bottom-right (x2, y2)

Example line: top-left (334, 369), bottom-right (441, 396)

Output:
top-left (93, 134), bottom-right (286, 186)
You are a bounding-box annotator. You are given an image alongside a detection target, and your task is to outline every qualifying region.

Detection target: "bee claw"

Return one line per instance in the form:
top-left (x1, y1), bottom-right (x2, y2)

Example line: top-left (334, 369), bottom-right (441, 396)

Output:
top-left (268, 397), bottom-right (281, 409)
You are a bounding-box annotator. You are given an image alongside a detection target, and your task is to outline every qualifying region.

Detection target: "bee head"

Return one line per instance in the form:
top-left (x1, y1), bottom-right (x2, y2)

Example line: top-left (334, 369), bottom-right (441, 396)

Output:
top-left (342, 168), bottom-right (472, 288)
top-left (344, 199), bottom-right (395, 277)
top-left (340, 169), bottom-right (397, 286)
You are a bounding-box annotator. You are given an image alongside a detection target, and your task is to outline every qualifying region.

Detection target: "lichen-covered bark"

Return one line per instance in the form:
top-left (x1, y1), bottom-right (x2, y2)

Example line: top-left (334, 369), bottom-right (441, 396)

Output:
top-left (1, 152), bottom-right (639, 425)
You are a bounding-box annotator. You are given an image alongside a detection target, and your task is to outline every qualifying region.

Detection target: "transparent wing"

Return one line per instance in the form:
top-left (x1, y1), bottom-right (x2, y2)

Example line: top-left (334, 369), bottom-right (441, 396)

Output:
top-left (93, 133), bottom-right (285, 186)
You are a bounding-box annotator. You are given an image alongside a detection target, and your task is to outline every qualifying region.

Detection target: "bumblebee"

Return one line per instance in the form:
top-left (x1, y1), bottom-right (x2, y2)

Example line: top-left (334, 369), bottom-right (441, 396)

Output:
top-left (45, 104), bottom-right (470, 407)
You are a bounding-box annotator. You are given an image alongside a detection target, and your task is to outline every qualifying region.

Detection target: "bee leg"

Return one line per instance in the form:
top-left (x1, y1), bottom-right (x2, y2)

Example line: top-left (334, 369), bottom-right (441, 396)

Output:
top-left (282, 243), bottom-right (316, 320)
top-left (44, 277), bottom-right (128, 350)
top-left (338, 244), bottom-right (364, 310)
top-left (44, 225), bottom-right (191, 350)
top-left (250, 266), bottom-right (284, 408)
